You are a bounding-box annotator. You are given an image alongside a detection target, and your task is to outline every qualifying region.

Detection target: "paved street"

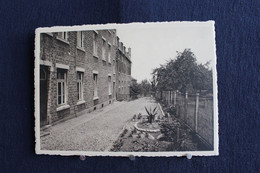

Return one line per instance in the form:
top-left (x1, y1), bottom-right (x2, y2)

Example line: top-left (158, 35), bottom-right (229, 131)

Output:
top-left (41, 97), bottom-right (161, 151)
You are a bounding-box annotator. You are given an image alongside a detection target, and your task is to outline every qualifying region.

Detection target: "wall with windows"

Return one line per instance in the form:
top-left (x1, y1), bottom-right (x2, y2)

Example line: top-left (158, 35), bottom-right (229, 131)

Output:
top-left (40, 29), bottom-right (122, 125)
top-left (115, 42), bottom-right (132, 101)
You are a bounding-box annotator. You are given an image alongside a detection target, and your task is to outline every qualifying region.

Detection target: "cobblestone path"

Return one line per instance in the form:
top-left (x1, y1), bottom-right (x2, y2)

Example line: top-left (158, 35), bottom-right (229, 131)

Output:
top-left (40, 97), bottom-right (161, 151)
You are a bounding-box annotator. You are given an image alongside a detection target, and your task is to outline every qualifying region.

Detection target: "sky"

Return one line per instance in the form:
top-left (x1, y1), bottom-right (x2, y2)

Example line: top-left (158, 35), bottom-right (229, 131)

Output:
top-left (115, 22), bottom-right (216, 83)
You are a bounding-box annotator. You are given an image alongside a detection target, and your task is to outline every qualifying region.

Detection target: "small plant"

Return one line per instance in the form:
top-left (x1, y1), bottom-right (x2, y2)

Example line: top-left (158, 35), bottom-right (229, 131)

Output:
top-left (137, 113), bottom-right (142, 119)
top-left (145, 105), bottom-right (158, 124)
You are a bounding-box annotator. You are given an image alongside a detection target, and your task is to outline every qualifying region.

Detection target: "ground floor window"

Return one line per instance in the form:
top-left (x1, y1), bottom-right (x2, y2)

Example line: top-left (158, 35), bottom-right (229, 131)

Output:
top-left (93, 73), bottom-right (98, 98)
top-left (57, 69), bottom-right (67, 105)
top-left (108, 76), bottom-right (112, 95)
top-left (77, 72), bottom-right (83, 100)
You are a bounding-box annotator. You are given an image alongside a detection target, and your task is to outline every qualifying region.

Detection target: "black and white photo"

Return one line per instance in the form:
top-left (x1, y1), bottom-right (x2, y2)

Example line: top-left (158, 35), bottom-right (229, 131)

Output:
top-left (35, 22), bottom-right (218, 156)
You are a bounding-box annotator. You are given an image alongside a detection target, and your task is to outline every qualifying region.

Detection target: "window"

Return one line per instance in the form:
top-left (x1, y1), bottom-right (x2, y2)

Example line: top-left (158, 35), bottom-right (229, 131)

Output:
top-left (77, 31), bottom-right (84, 49)
top-left (93, 32), bottom-right (98, 56)
top-left (40, 68), bottom-right (46, 80)
top-left (118, 81), bottom-right (120, 93)
top-left (108, 76), bottom-right (112, 95)
top-left (57, 32), bottom-right (68, 41)
top-left (77, 72), bottom-right (83, 100)
top-left (108, 44), bottom-right (111, 63)
top-left (113, 60), bottom-right (116, 74)
top-left (57, 69), bottom-right (67, 105)
top-left (102, 39), bottom-right (106, 61)
top-left (93, 73), bottom-right (98, 99)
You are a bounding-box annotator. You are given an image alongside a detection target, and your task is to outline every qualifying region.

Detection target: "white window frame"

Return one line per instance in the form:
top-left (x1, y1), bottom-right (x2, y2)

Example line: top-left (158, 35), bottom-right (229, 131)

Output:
top-left (93, 32), bottom-right (98, 57)
top-left (57, 32), bottom-right (68, 41)
top-left (108, 76), bottom-right (112, 95)
top-left (77, 31), bottom-right (84, 49)
top-left (57, 69), bottom-right (67, 106)
top-left (77, 72), bottom-right (84, 101)
top-left (93, 72), bottom-right (99, 100)
top-left (108, 43), bottom-right (111, 63)
top-left (102, 39), bottom-right (106, 61)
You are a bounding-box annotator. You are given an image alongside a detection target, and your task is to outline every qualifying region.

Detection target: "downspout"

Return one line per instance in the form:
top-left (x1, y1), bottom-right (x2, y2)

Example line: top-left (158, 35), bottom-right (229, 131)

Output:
top-left (74, 32), bottom-right (78, 117)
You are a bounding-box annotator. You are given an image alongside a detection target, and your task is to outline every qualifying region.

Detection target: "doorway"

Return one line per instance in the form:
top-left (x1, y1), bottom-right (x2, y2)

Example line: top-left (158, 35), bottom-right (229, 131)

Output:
top-left (40, 66), bottom-right (49, 126)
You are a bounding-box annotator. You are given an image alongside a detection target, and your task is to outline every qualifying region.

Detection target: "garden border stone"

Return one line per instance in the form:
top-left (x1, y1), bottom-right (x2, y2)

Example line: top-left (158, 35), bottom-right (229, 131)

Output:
top-left (134, 122), bottom-right (160, 133)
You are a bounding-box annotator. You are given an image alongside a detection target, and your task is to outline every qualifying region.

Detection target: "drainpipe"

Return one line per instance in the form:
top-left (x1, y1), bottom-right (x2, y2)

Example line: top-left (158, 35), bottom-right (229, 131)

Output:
top-left (74, 32), bottom-right (77, 117)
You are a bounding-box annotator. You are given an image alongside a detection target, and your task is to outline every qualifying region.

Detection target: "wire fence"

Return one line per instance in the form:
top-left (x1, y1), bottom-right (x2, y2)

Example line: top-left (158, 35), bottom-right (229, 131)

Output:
top-left (155, 90), bottom-right (214, 148)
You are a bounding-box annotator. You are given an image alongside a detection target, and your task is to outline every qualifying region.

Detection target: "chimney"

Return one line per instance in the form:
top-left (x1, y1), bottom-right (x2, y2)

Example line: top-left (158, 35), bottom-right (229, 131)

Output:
top-left (128, 48), bottom-right (131, 56)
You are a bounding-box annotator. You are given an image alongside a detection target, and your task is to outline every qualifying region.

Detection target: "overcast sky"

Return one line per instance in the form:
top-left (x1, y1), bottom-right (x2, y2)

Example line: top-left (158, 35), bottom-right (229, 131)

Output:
top-left (115, 22), bottom-right (216, 83)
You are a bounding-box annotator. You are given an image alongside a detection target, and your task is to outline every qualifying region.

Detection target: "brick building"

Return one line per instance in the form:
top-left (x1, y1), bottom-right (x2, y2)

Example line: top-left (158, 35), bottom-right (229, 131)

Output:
top-left (39, 30), bottom-right (132, 127)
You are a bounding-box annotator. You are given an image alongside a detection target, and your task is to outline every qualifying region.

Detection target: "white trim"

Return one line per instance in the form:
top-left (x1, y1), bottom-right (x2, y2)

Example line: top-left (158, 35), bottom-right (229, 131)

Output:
top-left (102, 36), bottom-right (106, 41)
top-left (77, 100), bottom-right (86, 105)
top-left (108, 74), bottom-right (112, 77)
top-left (56, 37), bottom-right (69, 44)
top-left (56, 63), bottom-right (69, 70)
top-left (77, 46), bottom-right (85, 52)
top-left (93, 96), bottom-right (99, 100)
top-left (76, 67), bottom-right (85, 72)
top-left (56, 104), bottom-right (70, 112)
top-left (92, 70), bottom-right (98, 74)
top-left (40, 60), bottom-right (52, 67)
top-left (46, 33), bottom-right (53, 36)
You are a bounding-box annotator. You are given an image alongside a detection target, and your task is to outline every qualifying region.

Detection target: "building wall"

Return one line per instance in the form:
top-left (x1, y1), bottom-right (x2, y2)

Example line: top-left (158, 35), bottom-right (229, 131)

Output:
top-left (40, 29), bottom-right (130, 126)
top-left (115, 41), bottom-right (132, 101)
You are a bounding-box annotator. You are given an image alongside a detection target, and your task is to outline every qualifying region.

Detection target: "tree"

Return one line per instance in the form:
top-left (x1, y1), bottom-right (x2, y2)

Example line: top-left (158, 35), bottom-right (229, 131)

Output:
top-left (140, 79), bottom-right (151, 96)
top-left (152, 49), bottom-right (213, 93)
top-left (130, 79), bottom-right (141, 99)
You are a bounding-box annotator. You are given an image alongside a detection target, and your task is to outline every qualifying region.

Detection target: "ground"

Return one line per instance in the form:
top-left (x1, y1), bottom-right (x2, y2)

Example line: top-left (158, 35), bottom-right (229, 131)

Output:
top-left (41, 97), bottom-right (160, 151)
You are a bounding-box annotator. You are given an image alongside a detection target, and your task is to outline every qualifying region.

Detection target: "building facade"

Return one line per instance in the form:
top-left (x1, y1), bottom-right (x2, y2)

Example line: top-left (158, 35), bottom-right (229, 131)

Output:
top-left (39, 30), bottom-right (132, 127)
top-left (115, 36), bottom-right (132, 101)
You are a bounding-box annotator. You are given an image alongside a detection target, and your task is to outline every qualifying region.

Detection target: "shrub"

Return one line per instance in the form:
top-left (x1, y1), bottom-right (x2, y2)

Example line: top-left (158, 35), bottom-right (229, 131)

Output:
top-left (165, 105), bottom-right (177, 117)
top-left (160, 120), bottom-right (181, 142)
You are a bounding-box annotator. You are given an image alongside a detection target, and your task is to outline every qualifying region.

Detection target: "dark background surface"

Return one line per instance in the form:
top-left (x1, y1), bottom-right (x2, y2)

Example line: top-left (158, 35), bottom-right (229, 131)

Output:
top-left (0, 0), bottom-right (259, 172)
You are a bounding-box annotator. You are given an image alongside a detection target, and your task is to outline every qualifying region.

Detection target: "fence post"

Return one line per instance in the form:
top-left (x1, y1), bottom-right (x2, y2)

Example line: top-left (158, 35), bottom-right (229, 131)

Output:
top-left (168, 91), bottom-right (170, 105)
top-left (174, 91), bottom-right (177, 106)
top-left (194, 92), bottom-right (199, 133)
top-left (184, 92), bottom-right (188, 122)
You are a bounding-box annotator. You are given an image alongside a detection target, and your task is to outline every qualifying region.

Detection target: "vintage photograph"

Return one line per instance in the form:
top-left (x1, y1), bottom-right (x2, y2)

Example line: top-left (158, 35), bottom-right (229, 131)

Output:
top-left (35, 22), bottom-right (218, 156)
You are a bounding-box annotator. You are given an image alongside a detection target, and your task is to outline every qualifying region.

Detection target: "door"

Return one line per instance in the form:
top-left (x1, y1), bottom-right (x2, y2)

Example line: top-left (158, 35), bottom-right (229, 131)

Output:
top-left (40, 66), bottom-right (49, 126)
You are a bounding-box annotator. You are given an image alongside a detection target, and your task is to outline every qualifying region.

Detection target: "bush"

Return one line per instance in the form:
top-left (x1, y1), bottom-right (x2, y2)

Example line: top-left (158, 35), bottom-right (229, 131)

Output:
top-left (160, 120), bottom-right (181, 142)
top-left (165, 105), bottom-right (177, 116)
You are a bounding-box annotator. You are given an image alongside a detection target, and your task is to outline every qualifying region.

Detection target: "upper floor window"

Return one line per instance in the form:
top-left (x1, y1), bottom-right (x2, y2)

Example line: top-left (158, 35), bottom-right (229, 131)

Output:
top-left (108, 44), bottom-right (111, 63)
top-left (57, 32), bottom-right (68, 41)
top-left (77, 31), bottom-right (84, 49)
top-left (93, 32), bottom-right (98, 56)
top-left (102, 39), bottom-right (106, 61)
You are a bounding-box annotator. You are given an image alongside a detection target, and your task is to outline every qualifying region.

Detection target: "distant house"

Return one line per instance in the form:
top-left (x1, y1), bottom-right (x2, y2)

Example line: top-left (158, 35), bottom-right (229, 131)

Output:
top-left (39, 30), bottom-right (132, 127)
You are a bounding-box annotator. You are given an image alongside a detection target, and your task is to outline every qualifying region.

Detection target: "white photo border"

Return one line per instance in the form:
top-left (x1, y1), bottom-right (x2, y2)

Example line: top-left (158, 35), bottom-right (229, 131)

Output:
top-left (34, 21), bottom-right (219, 157)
